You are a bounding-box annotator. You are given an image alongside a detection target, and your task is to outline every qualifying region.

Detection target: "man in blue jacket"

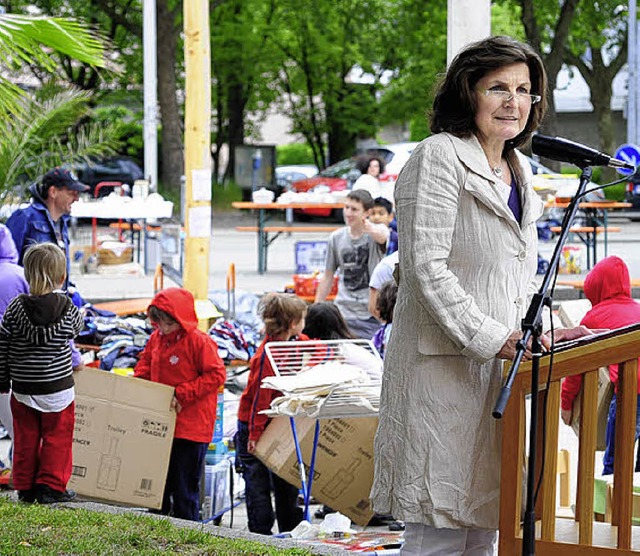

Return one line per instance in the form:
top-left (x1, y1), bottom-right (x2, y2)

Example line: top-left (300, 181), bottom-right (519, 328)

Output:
top-left (6, 168), bottom-right (89, 371)
top-left (6, 167), bottom-right (88, 288)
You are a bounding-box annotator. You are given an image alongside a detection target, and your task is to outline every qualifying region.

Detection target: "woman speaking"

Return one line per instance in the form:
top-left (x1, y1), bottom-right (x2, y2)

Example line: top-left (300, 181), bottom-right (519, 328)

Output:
top-left (371, 36), bottom-right (588, 555)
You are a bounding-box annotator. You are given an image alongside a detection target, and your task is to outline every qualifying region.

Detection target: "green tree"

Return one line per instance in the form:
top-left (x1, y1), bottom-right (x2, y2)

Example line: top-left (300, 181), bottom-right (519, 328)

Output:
top-left (564, 1), bottom-right (627, 179)
top-left (269, 0), bottom-right (387, 167)
top-left (211, 0), bottom-right (284, 182)
top-left (377, 0), bottom-right (447, 142)
top-left (511, 0), bottom-right (581, 140)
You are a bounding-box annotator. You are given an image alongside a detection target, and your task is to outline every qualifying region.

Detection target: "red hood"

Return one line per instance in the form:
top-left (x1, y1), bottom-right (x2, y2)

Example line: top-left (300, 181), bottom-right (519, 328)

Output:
top-left (148, 288), bottom-right (198, 332)
top-left (583, 255), bottom-right (631, 305)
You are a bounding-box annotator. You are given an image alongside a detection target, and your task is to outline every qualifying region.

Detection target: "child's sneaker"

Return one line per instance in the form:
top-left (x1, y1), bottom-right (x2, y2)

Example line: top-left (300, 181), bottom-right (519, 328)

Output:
top-left (17, 489), bottom-right (36, 503)
top-left (36, 484), bottom-right (76, 504)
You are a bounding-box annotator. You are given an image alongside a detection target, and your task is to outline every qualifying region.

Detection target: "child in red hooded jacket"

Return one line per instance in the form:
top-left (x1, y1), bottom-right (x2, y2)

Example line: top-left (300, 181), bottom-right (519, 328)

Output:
top-left (134, 288), bottom-right (226, 520)
top-left (561, 256), bottom-right (640, 475)
top-left (236, 293), bottom-right (307, 535)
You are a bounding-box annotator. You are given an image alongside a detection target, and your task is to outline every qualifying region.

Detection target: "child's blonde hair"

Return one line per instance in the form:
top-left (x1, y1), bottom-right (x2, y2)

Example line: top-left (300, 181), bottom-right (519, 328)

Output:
top-left (259, 293), bottom-right (306, 338)
top-left (23, 243), bottom-right (66, 295)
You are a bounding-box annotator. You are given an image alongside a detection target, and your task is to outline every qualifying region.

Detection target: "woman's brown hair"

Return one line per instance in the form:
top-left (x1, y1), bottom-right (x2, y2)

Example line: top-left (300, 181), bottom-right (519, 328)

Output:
top-left (430, 35), bottom-right (548, 152)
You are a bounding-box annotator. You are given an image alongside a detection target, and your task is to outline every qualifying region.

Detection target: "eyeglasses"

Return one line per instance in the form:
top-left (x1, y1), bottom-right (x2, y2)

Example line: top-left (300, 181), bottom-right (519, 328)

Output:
top-left (479, 89), bottom-right (542, 105)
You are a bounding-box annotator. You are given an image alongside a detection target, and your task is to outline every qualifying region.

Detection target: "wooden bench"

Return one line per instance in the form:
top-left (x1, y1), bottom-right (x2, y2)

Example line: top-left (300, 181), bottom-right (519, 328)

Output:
top-left (235, 225), bottom-right (339, 273)
top-left (557, 278), bottom-right (640, 290)
top-left (549, 226), bottom-right (621, 234)
top-left (235, 226), bottom-right (339, 233)
top-left (549, 226), bottom-right (621, 269)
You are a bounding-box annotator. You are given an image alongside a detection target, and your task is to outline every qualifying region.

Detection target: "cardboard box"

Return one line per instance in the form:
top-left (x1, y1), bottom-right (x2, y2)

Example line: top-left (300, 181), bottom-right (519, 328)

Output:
top-left (254, 415), bottom-right (378, 526)
top-left (70, 368), bottom-right (175, 509)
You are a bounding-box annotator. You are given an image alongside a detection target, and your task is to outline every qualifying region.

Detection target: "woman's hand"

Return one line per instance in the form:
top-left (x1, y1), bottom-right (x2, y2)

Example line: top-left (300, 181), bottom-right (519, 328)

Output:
top-left (248, 440), bottom-right (257, 453)
top-left (170, 395), bottom-right (182, 414)
top-left (497, 331), bottom-right (533, 360)
top-left (561, 408), bottom-right (573, 426)
top-left (543, 326), bottom-right (608, 345)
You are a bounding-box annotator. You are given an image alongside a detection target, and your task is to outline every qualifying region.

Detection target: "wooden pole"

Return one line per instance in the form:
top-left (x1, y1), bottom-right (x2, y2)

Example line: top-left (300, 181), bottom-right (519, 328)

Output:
top-left (182, 0), bottom-right (211, 305)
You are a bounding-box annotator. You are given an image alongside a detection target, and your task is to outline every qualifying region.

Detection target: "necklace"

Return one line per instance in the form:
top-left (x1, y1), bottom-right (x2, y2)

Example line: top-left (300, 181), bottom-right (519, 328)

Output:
top-left (492, 166), bottom-right (503, 178)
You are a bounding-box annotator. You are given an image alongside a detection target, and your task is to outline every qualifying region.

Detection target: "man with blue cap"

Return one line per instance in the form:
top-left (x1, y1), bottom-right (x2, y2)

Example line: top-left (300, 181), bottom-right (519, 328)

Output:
top-left (6, 167), bottom-right (89, 288)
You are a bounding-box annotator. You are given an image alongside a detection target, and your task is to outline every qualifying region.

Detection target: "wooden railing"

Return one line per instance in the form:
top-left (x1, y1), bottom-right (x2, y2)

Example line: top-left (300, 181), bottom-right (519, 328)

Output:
top-left (499, 325), bottom-right (640, 554)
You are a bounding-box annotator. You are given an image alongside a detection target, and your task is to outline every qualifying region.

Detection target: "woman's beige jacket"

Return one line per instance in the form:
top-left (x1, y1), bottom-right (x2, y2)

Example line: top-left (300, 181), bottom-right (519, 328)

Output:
top-left (371, 132), bottom-right (544, 530)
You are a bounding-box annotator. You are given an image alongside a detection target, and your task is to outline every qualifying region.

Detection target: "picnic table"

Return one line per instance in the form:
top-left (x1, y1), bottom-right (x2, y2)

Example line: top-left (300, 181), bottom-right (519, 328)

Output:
top-left (545, 201), bottom-right (631, 269)
top-left (231, 201), bottom-right (344, 274)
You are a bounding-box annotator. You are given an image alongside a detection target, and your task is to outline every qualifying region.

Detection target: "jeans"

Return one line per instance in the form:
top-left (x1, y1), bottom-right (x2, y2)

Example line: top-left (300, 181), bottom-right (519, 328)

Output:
top-left (161, 438), bottom-right (208, 521)
top-left (235, 420), bottom-right (302, 534)
top-left (602, 393), bottom-right (640, 475)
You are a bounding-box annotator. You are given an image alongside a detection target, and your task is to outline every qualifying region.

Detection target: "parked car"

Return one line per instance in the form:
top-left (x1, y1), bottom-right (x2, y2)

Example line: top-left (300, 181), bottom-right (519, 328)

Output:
top-left (275, 164), bottom-right (319, 196)
top-left (291, 142), bottom-right (419, 219)
top-left (73, 157), bottom-right (144, 198)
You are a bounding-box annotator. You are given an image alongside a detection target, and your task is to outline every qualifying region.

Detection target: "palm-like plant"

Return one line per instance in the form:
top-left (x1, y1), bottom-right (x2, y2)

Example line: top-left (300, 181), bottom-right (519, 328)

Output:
top-left (0, 14), bottom-right (105, 120)
top-left (0, 13), bottom-right (123, 200)
top-left (0, 87), bottom-right (121, 201)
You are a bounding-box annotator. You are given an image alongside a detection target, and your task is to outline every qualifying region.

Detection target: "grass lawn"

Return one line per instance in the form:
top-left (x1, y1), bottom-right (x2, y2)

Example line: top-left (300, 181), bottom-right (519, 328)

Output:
top-left (0, 498), bottom-right (312, 555)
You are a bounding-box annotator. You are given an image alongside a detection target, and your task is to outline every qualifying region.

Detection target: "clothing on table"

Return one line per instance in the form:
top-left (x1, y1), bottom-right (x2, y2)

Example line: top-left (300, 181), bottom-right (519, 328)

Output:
top-left (134, 288), bottom-right (227, 520)
top-left (324, 226), bottom-right (386, 335)
top-left (560, 255), bottom-right (640, 474)
top-left (371, 133), bottom-right (543, 530)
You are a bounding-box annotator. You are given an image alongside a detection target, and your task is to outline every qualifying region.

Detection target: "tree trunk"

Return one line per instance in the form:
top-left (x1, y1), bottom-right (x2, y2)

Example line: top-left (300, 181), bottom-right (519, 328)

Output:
top-left (156, 0), bottom-right (184, 192)
top-left (226, 82), bottom-right (246, 182)
top-left (519, 0), bottom-right (580, 170)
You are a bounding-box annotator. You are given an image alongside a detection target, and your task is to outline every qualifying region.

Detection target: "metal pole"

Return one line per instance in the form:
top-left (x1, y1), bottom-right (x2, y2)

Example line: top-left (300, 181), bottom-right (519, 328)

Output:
top-left (143, 0), bottom-right (158, 191)
top-left (629, 0), bottom-right (637, 145)
top-left (183, 0), bottom-right (212, 306)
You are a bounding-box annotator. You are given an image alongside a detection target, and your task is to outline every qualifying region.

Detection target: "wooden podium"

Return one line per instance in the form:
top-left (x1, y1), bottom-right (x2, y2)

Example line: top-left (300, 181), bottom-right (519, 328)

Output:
top-left (499, 324), bottom-right (640, 554)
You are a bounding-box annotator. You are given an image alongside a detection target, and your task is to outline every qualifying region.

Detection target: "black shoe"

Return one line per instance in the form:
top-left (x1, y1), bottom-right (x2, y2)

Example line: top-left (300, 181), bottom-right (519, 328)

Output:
top-left (37, 484), bottom-right (76, 504)
top-left (389, 520), bottom-right (405, 531)
top-left (17, 489), bottom-right (37, 503)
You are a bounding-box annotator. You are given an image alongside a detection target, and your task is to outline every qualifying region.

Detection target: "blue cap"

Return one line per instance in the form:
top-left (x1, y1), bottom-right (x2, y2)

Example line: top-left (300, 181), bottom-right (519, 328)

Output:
top-left (42, 167), bottom-right (89, 192)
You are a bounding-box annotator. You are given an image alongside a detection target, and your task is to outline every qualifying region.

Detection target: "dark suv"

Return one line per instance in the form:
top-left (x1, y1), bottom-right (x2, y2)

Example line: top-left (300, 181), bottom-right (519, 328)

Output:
top-left (74, 157), bottom-right (144, 198)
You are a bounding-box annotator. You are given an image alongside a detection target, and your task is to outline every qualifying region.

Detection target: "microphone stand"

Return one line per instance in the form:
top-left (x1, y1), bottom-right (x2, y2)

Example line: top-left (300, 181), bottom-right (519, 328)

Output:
top-left (493, 166), bottom-right (592, 556)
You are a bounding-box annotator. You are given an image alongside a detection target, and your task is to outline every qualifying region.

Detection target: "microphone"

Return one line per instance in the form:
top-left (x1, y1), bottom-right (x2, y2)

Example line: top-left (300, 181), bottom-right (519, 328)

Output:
top-left (531, 134), bottom-right (635, 170)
